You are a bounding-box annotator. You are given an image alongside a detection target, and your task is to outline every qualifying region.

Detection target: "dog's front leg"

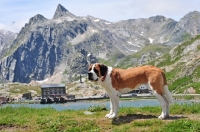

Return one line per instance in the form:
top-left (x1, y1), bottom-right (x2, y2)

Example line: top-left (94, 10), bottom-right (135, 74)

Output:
top-left (106, 92), bottom-right (119, 119)
top-left (105, 99), bottom-right (114, 118)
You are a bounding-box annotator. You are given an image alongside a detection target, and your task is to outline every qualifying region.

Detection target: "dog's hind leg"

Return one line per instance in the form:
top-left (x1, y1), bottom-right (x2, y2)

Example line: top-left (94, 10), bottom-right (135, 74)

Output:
top-left (154, 91), bottom-right (167, 119)
top-left (148, 82), bottom-right (167, 119)
top-left (147, 72), bottom-right (169, 119)
top-left (162, 85), bottom-right (173, 118)
top-left (163, 85), bottom-right (173, 104)
top-left (162, 95), bottom-right (169, 118)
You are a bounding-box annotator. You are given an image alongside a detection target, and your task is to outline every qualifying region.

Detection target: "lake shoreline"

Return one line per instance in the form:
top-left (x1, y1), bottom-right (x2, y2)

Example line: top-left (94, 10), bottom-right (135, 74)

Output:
top-left (2, 98), bottom-right (198, 111)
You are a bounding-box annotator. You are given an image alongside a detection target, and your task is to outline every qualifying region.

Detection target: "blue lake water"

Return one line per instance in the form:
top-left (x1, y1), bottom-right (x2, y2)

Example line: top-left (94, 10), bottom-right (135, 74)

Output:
top-left (1, 99), bottom-right (194, 111)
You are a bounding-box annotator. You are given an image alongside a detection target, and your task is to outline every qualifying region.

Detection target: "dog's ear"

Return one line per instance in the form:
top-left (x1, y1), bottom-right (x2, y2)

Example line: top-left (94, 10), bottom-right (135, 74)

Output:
top-left (99, 64), bottom-right (108, 76)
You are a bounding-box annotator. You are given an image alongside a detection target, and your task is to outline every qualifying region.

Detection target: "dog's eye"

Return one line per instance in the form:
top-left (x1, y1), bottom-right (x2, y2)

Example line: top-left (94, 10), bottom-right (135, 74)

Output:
top-left (94, 69), bottom-right (99, 76)
top-left (89, 68), bottom-right (92, 71)
top-left (94, 69), bottom-right (98, 73)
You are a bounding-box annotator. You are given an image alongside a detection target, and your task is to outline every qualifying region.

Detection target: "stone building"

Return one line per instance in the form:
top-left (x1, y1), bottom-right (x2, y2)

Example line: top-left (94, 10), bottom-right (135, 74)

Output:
top-left (41, 84), bottom-right (66, 98)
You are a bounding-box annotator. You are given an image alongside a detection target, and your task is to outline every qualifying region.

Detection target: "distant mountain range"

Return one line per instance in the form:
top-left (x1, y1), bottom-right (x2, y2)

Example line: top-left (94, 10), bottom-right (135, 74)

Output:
top-left (0, 29), bottom-right (17, 57)
top-left (0, 4), bottom-right (200, 84)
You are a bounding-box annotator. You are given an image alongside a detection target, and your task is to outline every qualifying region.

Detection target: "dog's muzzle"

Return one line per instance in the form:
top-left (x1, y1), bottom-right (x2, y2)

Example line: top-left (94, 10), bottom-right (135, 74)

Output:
top-left (88, 72), bottom-right (98, 81)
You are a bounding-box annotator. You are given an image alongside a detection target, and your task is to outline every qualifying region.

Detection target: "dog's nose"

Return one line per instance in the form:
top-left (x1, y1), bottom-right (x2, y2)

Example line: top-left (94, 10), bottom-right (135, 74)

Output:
top-left (88, 72), bottom-right (93, 80)
top-left (88, 72), bottom-right (92, 76)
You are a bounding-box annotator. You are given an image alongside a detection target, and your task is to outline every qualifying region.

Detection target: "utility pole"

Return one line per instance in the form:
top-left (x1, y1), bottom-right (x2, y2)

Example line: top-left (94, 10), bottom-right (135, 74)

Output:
top-left (80, 75), bottom-right (82, 83)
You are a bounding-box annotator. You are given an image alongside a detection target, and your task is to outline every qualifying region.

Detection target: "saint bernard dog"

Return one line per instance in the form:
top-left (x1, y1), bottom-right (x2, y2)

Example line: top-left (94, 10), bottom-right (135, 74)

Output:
top-left (88, 63), bottom-right (173, 119)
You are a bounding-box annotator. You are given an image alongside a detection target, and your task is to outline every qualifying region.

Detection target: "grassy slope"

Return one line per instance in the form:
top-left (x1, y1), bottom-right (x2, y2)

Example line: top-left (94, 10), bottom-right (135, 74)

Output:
top-left (118, 44), bottom-right (171, 69)
top-left (0, 103), bottom-right (200, 132)
top-left (0, 84), bottom-right (41, 97)
top-left (99, 44), bottom-right (171, 69)
top-left (150, 35), bottom-right (200, 93)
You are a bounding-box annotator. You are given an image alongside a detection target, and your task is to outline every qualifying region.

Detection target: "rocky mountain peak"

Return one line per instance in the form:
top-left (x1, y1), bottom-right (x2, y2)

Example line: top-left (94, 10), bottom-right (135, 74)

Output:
top-left (179, 11), bottom-right (200, 22)
top-left (53, 4), bottom-right (75, 19)
top-left (149, 15), bottom-right (168, 23)
top-left (28, 14), bottom-right (47, 25)
top-left (177, 11), bottom-right (200, 35)
top-left (55, 4), bottom-right (68, 13)
top-left (186, 11), bottom-right (200, 17)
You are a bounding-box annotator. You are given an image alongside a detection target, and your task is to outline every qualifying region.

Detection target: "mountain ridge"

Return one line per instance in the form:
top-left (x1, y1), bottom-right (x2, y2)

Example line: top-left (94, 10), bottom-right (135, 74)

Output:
top-left (0, 4), bottom-right (200, 84)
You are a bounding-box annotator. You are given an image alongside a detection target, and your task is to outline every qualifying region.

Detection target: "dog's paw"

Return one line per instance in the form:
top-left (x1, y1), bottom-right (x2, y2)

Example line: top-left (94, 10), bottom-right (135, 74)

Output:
top-left (105, 113), bottom-right (111, 118)
top-left (109, 114), bottom-right (116, 119)
top-left (106, 113), bottom-right (116, 119)
top-left (158, 114), bottom-right (166, 120)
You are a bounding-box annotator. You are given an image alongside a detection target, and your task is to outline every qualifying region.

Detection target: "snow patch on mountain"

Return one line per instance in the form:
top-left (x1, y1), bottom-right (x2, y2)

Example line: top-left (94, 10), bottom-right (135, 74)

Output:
top-left (94, 19), bottom-right (99, 22)
top-left (149, 38), bottom-right (154, 43)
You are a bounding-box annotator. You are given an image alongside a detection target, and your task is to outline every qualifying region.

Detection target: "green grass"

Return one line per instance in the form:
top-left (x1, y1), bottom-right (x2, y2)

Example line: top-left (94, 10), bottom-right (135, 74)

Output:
top-left (0, 103), bottom-right (200, 132)
top-left (160, 119), bottom-right (200, 132)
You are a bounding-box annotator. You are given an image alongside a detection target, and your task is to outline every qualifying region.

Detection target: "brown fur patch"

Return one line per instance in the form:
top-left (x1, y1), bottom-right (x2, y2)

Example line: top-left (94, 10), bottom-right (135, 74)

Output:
top-left (110, 66), bottom-right (167, 95)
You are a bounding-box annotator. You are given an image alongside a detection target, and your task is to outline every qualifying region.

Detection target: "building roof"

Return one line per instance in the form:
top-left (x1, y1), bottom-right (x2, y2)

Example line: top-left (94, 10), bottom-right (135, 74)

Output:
top-left (22, 92), bottom-right (31, 95)
top-left (41, 84), bottom-right (65, 88)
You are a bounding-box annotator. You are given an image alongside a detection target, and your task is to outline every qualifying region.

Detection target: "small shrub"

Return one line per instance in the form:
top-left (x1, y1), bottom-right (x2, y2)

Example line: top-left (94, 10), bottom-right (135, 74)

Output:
top-left (88, 105), bottom-right (107, 112)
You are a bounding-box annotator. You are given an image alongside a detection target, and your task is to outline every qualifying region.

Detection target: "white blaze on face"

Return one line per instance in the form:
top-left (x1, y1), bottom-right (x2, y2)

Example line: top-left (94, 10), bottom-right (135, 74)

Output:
top-left (89, 64), bottom-right (99, 81)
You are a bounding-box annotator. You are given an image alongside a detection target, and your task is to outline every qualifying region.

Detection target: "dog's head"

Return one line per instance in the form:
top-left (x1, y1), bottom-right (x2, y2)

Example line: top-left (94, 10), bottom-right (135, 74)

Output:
top-left (88, 63), bottom-right (108, 82)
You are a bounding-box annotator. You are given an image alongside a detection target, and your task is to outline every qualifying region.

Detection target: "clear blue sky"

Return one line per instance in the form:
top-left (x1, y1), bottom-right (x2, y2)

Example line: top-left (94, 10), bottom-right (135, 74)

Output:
top-left (0, 0), bottom-right (199, 33)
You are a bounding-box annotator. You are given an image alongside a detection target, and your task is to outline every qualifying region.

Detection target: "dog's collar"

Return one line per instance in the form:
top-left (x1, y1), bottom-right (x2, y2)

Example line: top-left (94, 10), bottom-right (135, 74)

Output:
top-left (101, 70), bottom-right (108, 82)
